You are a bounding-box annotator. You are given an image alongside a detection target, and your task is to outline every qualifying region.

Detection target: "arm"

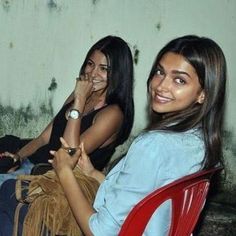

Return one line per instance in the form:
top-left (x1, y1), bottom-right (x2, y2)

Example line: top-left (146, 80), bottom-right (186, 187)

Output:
top-left (17, 121), bottom-right (53, 159)
top-left (58, 167), bottom-right (95, 236)
top-left (1, 121), bottom-right (53, 163)
top-left (7, 91), bottom-right (75, 162)
top-left (63, 76), bottom-right (93, 148)
top-left (63, 77), bottom-right (123, 154)
top-left (50, 138), bottom-right (98, 236)
top-left (77, 142), bottom-right (105, 184)
top-left (79, 105), bottom-right (123, 153)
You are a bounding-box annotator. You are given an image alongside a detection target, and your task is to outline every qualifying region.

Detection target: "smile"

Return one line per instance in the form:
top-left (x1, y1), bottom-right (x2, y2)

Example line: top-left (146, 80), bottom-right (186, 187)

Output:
top-left (154, 94), bottom-right (173, 103)
top-left (93, 79), bottom-right (103, 83)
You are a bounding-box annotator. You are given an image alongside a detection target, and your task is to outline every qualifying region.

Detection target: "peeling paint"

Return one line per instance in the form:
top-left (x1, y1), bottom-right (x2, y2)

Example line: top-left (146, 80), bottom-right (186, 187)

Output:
top-left (48, 77), bottom-right (57, 91)
top-left (133, 45), bottom-right (140, 65)
top-left (156, 22), bottom-right (161, 31)
top-left (9, 42), bottom-right (13, 49)
top-left (0, 102), bottom-right (53, 138)
top-left (47, 0), bottom-right (57, 9)
top-left (0, 79), bottom-right (57, 138)
top-left (1, 0), bottom-right (11, 12)
top-left (92, 0), bottom-right (99, 5)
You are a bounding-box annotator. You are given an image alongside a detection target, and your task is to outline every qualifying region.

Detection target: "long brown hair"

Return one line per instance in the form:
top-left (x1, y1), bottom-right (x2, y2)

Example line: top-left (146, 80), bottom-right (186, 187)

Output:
top-left (146, 35), bottom-right (227, 169)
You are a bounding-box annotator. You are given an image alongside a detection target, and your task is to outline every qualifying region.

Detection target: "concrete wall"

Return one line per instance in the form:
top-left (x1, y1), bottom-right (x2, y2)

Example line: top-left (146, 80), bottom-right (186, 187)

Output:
top-left (0, 0), bottom-right (236, 202)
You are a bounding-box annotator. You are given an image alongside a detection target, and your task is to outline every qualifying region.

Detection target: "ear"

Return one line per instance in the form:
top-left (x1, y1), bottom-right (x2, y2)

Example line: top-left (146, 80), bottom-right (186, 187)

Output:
top-left (197, 90), bottom-right (205, 104)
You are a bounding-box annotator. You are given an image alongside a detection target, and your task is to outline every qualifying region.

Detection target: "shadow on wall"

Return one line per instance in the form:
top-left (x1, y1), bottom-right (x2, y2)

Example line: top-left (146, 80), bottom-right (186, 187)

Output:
top-left (0, 78), bottom-right (57, 138)
top-left (0, 76), bottom-right (235, 208)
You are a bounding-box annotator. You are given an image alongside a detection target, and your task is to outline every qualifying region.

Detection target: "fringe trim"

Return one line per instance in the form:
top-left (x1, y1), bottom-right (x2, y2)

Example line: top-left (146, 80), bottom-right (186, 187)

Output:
top-left (14, 168), bottom-right (99, 236)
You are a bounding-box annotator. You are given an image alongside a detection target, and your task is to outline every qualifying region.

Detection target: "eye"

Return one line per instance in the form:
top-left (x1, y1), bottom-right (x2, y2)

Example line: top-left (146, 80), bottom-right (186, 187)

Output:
top-left (154, 68), bottom-right (164, 77)
top-left (175, 77), bottom-right (186, 85)
top-left (86, 60), bottom-right (94, 67)
top-left (100, 66), bottom-right (109, 72)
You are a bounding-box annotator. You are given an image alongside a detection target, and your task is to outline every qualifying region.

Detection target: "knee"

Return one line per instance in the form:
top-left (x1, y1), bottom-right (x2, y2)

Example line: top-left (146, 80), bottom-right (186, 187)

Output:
top-left (0, 179), bottom-right (17, 201)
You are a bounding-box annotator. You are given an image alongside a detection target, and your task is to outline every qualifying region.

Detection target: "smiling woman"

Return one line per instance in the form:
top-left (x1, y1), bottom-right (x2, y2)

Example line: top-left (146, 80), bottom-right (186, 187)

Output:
top-left (0, 35), bottom-right (134, 185)
top-left (0, 35), bottom-right (227, 236)
top-left (149, 52), bottom-right (205, 114)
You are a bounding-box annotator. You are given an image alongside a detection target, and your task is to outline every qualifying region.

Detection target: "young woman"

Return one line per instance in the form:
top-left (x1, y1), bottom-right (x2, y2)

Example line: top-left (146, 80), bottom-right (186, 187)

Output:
top-left (0, 35), bottom-right (226, 236)
top-left (0, 35), bottom-right (134, 183)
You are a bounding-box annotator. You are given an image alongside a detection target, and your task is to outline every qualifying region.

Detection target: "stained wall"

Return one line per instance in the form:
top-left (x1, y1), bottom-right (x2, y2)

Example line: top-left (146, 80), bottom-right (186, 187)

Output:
top-left (0, 0), bottom-right (235, 201)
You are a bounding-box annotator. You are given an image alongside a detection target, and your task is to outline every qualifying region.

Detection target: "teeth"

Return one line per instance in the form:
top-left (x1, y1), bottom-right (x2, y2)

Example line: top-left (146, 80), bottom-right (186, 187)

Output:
top-left (155, 94), bottom-right (172, 102)
top-left (93, 80), bottom-right (100, 83)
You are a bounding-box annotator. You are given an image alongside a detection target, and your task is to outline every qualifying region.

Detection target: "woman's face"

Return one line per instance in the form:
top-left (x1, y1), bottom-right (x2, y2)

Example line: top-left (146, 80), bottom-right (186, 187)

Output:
top-left (84, 50), bottom-right (110, 92)
top-left (149, 52), bottom-right (205, 114)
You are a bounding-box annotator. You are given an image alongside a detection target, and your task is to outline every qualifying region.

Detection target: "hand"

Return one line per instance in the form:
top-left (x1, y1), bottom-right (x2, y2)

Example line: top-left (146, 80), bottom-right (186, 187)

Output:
top-left (77, 142), bottom-right (95, 177)
top-left (74, 74), bottom-right (94, 102)
top-left (49, 137), bottom-right (81, 174)
top-left (0, 151), bottom-right (20, 163)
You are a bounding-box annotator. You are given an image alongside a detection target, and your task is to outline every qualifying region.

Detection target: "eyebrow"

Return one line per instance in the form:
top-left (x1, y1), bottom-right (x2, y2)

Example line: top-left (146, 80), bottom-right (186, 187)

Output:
top-left (172, 70), bottom-right (191, 78)
top-left (157, 63), bottom-right (191, 78)
top-left (88, 59), bottom-right (110, 68)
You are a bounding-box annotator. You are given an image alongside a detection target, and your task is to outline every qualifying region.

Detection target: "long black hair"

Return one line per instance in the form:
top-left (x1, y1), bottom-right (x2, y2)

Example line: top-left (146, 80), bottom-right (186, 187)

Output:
top-left (147, 35), bottom-right (227, 169)
top-left (80, 36), bottom-right (134, 145)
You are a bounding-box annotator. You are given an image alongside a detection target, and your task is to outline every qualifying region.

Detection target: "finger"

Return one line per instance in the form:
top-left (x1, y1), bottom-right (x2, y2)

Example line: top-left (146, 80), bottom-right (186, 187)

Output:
top-left (80, 142), bottom-right (85, 153)
top-left (80, 142), bottom-right (88, 159)
top-left (48, 159), bottom-right (53, 164)
top-left (50, 150), bottom-right (56, 156)
top-left (60, 137), bottom-right (69, 148)
top-left (76, 75), bottom-right (83, 81)
top-left (4, 152), bottom-right (14, 158)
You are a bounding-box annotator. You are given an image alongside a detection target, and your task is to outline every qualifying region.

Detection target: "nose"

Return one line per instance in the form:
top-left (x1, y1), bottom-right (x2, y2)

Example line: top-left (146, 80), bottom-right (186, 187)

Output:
top-left (91, 66), bottom-right (98, 78)
top-left (156, 76), bottom-right (171, 92)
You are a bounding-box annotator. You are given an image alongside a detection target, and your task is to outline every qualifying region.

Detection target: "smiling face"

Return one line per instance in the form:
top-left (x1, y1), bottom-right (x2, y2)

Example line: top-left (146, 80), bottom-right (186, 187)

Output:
top-left (84, 50), bottom-right (110, 92)
top-left (149, 52), bottom-right (205, 114)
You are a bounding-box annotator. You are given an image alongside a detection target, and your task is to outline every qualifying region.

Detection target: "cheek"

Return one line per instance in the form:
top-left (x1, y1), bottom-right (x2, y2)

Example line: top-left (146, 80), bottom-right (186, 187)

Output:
top-left (175, 88), bottom-right (200, 104)
top-left (100, 72), bottom-right (108, 80)
top-left (149, 78), bottom-right (160, 90)
top-left (149, 78), bottom-right (155, 88)
top-left (84, 65), bottom-right (93, 74)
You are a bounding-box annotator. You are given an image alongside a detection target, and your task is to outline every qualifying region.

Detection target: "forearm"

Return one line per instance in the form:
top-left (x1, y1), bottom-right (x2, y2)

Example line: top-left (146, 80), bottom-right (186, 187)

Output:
top-left (16, 137), bottom-right (46, 160)
top-left (90, 169), bottom-right (105, 184)
top-left (63, 97), bottom-right (86, 148)
top-left (58, 167), bottom-right (95, 236)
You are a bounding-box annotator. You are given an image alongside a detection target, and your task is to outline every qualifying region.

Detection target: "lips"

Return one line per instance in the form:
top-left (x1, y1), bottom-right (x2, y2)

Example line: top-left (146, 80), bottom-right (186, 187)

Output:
top-left (92, 79), bottom-right (101, 83)
top-left (153, 93), bottom-right (173, 103)
top-left (92, 79), bottom-right (106, 84)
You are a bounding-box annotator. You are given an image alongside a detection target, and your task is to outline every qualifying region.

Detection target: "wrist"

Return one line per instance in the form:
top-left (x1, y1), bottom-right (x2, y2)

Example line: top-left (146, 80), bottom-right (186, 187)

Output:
top-left (57, 166), bottom-right (73, 178)
top-left (74, 96), bottom-right (86, 108)
top-left (13, 153), bottom-right (22, 163)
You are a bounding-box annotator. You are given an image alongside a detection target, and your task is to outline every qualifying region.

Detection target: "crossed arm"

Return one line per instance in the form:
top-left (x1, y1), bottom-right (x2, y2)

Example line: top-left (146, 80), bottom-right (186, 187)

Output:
top-left (50, 138), bottom-right (105, 236)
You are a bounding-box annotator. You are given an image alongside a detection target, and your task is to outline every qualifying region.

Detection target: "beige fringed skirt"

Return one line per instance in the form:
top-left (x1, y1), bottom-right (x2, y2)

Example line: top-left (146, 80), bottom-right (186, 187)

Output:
top-left (13, 167), bottom-right (100, 236)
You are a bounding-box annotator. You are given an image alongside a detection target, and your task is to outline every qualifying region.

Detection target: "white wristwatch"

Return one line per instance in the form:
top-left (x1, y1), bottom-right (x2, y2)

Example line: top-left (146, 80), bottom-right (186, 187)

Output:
top-left (68, 109), bottom-right (82, 119)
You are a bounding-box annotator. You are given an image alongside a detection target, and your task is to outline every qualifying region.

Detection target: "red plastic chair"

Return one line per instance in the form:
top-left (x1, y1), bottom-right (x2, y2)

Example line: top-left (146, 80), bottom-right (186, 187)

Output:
top-left (118, 166), bottom-right (222, 236)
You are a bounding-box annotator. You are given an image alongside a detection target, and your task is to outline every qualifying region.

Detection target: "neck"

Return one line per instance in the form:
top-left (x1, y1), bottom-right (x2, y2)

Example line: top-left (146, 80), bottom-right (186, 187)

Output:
top-left (85, 91), bottom-right (107, 112)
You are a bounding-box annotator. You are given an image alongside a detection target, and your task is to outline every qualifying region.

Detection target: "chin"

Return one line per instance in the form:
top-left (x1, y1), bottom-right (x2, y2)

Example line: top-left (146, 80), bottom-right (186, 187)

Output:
top-left (152, 103), bottom-right (164, 113)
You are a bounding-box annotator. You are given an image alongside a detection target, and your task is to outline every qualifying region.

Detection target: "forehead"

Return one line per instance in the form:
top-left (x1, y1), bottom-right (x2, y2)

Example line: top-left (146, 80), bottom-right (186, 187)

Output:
top-left (158, 52), bottom-right (197, 75)
top-left (89, 50), bottom-right (107, 64)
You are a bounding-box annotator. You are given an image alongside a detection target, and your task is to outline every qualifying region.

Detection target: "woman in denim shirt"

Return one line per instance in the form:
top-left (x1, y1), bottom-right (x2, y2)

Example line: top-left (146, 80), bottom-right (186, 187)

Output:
top-left (0, 35), bottom-right (227, 236)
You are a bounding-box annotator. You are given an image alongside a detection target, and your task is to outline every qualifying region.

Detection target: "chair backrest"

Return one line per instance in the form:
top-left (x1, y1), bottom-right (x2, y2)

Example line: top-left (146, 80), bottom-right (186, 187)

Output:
top-left (118, 167), bottom-right (222, 236)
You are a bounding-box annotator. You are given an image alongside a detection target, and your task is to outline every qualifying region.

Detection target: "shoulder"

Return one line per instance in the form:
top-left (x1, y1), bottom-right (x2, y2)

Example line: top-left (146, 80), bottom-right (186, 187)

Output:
top-left (131, 129), bottom-right (204, 156)
top-left (138, 128), bottom-right (203, 143)
top-left (95, 104), bottom-right (123, 121)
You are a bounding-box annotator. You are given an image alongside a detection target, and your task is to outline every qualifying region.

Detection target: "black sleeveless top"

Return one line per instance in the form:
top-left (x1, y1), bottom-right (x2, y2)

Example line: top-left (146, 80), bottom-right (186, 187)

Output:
top-left (28, 102), bottom-right (116, 171)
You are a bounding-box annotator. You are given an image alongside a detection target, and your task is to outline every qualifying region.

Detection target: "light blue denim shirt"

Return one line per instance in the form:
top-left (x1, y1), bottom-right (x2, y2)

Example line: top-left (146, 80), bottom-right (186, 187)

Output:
top-left (89, 129), bottom-right (205, 236)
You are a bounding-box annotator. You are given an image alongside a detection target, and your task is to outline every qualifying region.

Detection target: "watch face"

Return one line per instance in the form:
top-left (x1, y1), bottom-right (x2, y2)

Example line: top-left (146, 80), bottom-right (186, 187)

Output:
top-left (69, 109), bottom-right (80, 119)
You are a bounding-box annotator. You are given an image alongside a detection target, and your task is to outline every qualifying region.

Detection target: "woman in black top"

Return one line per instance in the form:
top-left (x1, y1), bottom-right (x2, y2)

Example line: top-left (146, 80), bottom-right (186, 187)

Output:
top-left (0, 35), bottom-right (134, 184)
